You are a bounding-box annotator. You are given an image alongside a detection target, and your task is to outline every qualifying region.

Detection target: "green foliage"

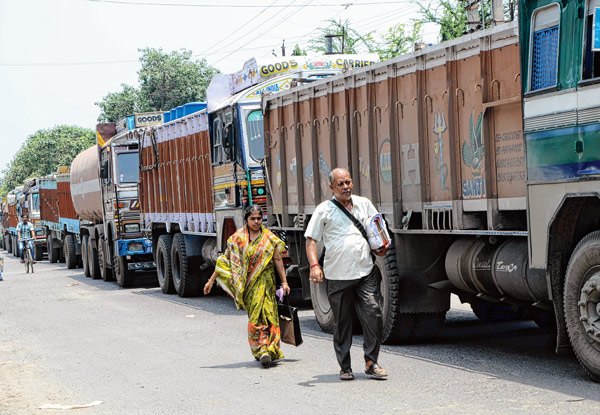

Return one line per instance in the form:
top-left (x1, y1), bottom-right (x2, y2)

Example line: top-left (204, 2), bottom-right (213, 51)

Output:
top-left (96, 84), bottom-right (151, 124)
top-left (308, 19), bottom-right (375, 55)
top-left (138, 48), bottom-right (220, 113)
top-left (291, 44), bottom-right (307, 56)
top-left (419, 0), bottom-right (468, 41)
top-left (0, 126), bottom-right (95, 196)
top-left (95, 48), bottom-right (220, 123)
top-left (376, 22), bottom-right (423, 61)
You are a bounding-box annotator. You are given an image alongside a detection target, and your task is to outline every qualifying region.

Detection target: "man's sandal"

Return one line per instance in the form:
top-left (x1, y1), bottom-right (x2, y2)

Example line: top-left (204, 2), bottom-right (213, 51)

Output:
top-left (339, 368), bottom-right (354, 381)
top-left (365, 362), bottom-right (388, 379)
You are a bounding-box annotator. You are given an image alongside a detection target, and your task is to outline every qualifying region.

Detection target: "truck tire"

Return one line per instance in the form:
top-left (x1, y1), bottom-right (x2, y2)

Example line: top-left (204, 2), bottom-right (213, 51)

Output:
top-left (81, 235), bottom-right (90, 278)
top-left (12, 235), bottom-right (18, 257)
top-left (64, 234), bottom-right (77, 269)
top-left (34, 244), bottom-right (44, 261)
top-left (376, 245), bottom-right (446, 344)
top-left (88, 238), bottom-right (101, 280)
top-left (156, 234), bottom-right (175, 294)
top-left (564, 230), bottom-right (600, 382)
top-left (171, 233), bottom-right (202, 297)
top-left (115, 255), bottom-right (134, 288)
top-left (99, 240), bottom-right (114, 282)
top-left (47, 235), bottom-right (58, 263)
top-left (469, 299), bottom-right (526, 323)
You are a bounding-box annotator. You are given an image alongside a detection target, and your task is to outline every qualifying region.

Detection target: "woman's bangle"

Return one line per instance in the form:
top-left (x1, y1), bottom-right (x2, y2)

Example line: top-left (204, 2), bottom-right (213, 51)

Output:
top-left (281, 282), bottom-right (289, 286)
top-left (310, 263), bottom-right (320, 269)
top-left (207, 279), bottom-right (214, 284)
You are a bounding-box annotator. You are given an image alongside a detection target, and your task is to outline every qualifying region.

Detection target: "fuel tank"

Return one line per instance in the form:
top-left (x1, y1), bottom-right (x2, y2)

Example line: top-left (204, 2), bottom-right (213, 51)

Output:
top-left (70, 145), bottom-right (103, 223)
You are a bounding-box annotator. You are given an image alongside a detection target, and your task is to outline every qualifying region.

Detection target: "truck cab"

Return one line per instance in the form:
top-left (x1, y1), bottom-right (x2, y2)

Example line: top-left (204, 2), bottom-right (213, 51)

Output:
top-left (207, 54), bottom-right (379, 252)
top-left (96, 116), bottom-right (160, 286)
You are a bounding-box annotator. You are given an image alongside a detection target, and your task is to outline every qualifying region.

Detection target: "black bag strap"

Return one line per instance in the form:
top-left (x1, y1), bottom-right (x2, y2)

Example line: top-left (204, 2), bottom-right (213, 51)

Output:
top-left (331, 197), bottom-right (368, 242)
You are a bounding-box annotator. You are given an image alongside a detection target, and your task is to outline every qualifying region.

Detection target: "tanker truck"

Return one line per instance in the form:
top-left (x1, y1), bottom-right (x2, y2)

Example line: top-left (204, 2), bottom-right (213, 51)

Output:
top-left (70, 119), bottom-right (156, 287)
top-left (138, 55), bottom-right (378, 297)
top-left (261, 0), bottom-right (600, 382)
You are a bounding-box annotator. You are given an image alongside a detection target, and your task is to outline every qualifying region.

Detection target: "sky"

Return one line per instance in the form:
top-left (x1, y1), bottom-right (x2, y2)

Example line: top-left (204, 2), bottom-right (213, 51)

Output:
top-left (0, 0), bottom-right (440, 176)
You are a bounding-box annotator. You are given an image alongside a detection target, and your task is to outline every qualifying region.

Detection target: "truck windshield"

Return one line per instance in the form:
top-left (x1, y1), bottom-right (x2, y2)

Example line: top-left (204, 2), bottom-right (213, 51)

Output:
top-left (246, 110), bottom-right (264, 161)
top-left (116, 152), bottom-right (139, 185)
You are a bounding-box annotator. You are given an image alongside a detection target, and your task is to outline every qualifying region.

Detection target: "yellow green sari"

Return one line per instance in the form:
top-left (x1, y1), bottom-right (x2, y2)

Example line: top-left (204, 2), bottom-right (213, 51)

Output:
top-left (215, 225), bottom-right (285, 360)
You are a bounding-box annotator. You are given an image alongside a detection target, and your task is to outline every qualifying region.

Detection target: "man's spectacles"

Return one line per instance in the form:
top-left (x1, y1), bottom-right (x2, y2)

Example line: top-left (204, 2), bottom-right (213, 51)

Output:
top-left (335, 180), bottom-right (352, 188)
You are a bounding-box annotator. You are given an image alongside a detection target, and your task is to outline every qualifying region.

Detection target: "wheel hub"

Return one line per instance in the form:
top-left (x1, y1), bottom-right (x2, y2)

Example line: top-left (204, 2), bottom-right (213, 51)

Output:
top-left (579, 274), bottom-right (600, 342)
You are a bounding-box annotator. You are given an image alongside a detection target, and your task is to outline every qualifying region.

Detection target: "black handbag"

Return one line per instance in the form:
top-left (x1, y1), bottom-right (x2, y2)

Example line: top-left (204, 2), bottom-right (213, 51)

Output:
top-left (278, 297), bottom-right (303, 347)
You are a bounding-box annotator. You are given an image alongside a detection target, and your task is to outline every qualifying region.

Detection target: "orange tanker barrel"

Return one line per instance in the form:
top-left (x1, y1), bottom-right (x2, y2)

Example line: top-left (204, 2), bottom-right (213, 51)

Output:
top-left (70, 145), bottom-right (103, 223)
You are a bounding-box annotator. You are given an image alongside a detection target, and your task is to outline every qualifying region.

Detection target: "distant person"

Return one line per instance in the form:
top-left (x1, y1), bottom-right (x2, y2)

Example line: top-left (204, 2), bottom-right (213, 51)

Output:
top-left (0, 256), bottom-right (4, 281)
top-left (17, 214), bottom-right (35, 264)
top-left (203, 204), bottom-right (290, 367)
top-left (305, 167), bottom-right (390, 381)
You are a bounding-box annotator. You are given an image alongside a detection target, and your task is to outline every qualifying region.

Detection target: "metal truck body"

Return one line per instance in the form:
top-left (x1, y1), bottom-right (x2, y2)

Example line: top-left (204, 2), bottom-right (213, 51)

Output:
top-left (261, 1), bottom-right (600, 382)
top-left (139, 54), bottom-right (378, 297)
top-left (39, 168), bottom-right (83, 267)
top-left (71, 120), bottom-right (155, 286)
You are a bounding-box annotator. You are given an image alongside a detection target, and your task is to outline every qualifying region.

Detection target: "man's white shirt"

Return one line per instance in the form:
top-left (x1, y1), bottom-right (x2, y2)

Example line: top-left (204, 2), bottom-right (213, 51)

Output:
top-left (305, 195), bottom-right (380, 281)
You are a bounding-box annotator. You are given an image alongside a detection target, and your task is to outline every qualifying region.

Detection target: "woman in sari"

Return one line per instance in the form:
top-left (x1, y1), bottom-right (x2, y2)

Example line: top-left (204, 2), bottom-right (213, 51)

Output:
top-left (203, 204), bottom-right (290, 367)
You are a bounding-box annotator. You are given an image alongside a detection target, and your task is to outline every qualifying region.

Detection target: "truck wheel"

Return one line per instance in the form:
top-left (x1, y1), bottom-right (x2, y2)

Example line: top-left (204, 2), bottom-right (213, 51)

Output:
top-left (81, 235), bottom-right (90, 278)
top-left (469, 299), bottom-right (526, 323)
top-left (12, 236), bottom-right (18, 257)
top-left (564, 230), bottom-right (600, 382)
top-left (34, 244), bottom-right (44, 261)
top-left (375, 245), bottom-right (446, 344)
top-left (115, 255), bottom-right (134, 288)
top-left (88, 238), bottom-right (101, 280)
top-left (171, 233), bottom-right (202, 297)
top-left (156, 234), bottom-right (175, 294)
top-left (47, 235), bottom-right (57, 263)
top-left (99, 240), bottom-right (114, 282)
top-left (64, 234), bottom-right (77, 269)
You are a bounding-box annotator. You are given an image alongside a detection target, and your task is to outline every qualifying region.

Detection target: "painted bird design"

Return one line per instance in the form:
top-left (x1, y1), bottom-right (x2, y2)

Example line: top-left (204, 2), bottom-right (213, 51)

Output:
top-left (462, 110), bottom-right (484, 176)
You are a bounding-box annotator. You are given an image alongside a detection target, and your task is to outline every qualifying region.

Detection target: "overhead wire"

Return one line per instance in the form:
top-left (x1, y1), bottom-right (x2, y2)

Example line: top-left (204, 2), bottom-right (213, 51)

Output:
top-left (83, 0), bottom-right (414, 7)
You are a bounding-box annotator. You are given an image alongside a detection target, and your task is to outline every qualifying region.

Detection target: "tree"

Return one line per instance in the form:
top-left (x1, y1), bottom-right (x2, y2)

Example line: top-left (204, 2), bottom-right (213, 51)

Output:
top-left (376, 21), bottom-right (423, 61)
top-left (96, 84), bottom-right (151, 124)
top-left (0, 126), bottom-right (95, 196)
top-left (291, 44), bottom-right (307, 56)
top-left (308, 19), bottom-right (375, 55)
top-left (418, 0), bottom-right (468, 41)
top-left (95, 48), bottom-right (220, 123)
top-left (138, 48), bottom-right (220, 112)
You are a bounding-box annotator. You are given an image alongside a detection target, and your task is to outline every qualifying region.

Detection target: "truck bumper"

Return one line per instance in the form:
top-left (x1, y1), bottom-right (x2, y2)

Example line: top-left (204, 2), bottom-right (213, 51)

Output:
top-left (117, 238), bottom-right (152, 256)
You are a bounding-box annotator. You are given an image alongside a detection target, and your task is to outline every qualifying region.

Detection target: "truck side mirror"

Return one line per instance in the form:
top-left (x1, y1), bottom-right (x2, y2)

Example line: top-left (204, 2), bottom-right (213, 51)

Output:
top-left (100, 161), bottom-right (109, 179)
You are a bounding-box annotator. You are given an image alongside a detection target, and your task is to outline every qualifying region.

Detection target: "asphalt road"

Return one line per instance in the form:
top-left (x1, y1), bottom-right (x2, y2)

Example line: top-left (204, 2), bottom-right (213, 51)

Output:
top-left (1, 250), bottom-right (599, 415)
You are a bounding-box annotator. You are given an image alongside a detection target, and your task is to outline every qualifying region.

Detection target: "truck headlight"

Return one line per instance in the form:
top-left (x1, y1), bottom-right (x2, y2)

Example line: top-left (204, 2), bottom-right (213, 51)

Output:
top-left (124, 223), bottom-right (140, 233)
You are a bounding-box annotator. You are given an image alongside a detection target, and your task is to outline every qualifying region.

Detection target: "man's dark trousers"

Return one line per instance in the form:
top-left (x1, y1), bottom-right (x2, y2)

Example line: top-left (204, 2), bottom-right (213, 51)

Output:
top-left (326, 269), bottom-right (383, 371)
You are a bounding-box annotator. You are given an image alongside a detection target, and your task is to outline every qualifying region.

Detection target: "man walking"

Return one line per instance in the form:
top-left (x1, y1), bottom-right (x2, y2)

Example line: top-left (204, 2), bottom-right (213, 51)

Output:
top-left (305, 167), bottom-right (389, 381)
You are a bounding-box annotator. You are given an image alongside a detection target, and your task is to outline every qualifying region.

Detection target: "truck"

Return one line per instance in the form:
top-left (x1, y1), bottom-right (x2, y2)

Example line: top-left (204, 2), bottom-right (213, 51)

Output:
top-left (39, 167), bottom-right (83, 268)
top-left (260, 0), bottom-right (600, 382)
top-left (0, 197), bottom-right (8, 251)
top-left (70, 116), bottom-right (158, 287)
top-left (139, 55), bottom-right (379, 297)
top-left (3, 183), bottom-right (46, 260)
